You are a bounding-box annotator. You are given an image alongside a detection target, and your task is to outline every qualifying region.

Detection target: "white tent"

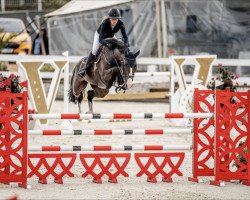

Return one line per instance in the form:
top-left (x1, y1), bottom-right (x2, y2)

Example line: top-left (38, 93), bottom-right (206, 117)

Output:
top-left (45, 0), bottom-right (250, 58)
top-left (46, 0), bottom-right (158, 56)
top-left (46, 0), bottom-right (133, 17)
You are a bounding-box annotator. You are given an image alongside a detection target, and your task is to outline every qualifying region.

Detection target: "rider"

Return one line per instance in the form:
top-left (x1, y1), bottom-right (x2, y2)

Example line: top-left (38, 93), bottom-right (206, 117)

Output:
top-left (78, 8), bottom-right (129, 77)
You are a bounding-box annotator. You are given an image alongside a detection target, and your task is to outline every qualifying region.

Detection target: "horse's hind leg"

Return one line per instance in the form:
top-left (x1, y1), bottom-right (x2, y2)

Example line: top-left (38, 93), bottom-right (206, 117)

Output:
top-left (87, 90), bottom-right (95, 113)
top-left (87, 86), bottom-right (109, 113)
top-left (78, 101), bottom-right (82, 114)
top-left (73, 80), bottom-right (87, 114)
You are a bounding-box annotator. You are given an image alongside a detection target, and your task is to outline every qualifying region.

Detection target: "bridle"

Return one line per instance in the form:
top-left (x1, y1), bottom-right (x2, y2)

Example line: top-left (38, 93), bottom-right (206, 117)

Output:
top-left (103, 45), bottom-right (135, 93)
top-left (114, 57), bottom-right (127, 93)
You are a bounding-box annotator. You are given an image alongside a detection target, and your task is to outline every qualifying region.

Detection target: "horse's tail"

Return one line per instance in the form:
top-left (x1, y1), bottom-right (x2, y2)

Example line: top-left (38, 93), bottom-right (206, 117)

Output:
top-left (68, 62), bottom-right (84, 104)
top-left (68, 66), bottom-right (77, 104)
top-left (68, 87), bottom-right (83, 104)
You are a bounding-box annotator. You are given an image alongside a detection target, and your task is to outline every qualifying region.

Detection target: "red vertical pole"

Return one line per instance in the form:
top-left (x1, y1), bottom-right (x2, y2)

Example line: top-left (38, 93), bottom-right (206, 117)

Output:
top-left (243, 90), bottom-right (250, 186)
top-left (0, 80), bottom-right (29, 187)
top-left (19, 89), bottom-right (28, 188)
top-left (4, 89), bottom-right (11, 178)
top-left (247, 90), bottom-right (250, 184)
top-left (221, 92), bottom-right (230, 170)
top-left (189, 89), bottom-right (215, 183)
top-left (210, 89), bottom-right (221, 186)
top-left (188, 88), bottom-right (199, 182)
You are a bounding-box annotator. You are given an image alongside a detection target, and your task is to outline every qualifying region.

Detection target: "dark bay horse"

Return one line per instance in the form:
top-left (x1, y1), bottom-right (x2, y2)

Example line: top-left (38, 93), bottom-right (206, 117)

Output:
top-left (68, 38), bottom-right (140, 113)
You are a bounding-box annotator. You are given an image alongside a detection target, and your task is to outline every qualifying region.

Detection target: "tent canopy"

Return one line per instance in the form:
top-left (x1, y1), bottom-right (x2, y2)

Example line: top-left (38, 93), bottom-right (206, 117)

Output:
top-left (45, 0), bottom-right (133, 17)
top-left (46, 0), bottom-right (157, 56)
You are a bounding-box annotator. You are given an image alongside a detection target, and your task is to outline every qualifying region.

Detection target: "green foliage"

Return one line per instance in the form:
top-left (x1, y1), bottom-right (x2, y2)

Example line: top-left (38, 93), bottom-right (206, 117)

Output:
top-left (208, 65), bottom-right (247, 170)
top-left (207, 64), bottom-right (239, 92)
top-left (0, 74), bottom-right (23, 120)
top-left (0, 62), bottom-right (8, 71)
top-left (0, 73), bottom-right (22, 93)
top-left (40, 64), bottom-right (55, 72)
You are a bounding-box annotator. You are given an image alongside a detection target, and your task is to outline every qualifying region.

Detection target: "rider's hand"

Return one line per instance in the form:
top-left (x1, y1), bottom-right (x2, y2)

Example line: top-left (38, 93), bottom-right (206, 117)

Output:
top-left (106, 43), bottom-right (113, 50)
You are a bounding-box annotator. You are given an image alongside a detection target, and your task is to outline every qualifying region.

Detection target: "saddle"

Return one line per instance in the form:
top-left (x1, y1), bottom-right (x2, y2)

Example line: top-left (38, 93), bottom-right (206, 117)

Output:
top-left (79, 46), bottom-right (105, 71)
top-left (82, 46), bottom-right (104, 64)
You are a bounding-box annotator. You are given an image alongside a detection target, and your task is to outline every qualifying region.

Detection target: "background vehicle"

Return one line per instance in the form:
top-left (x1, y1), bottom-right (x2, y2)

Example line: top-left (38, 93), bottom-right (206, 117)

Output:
top-left (0, 18), bottom-right (32, 55)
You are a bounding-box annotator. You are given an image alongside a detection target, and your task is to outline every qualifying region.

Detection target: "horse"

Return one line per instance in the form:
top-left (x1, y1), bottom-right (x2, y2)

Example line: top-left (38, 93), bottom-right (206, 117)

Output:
top-left (68, 38), bottom-right (140, 113)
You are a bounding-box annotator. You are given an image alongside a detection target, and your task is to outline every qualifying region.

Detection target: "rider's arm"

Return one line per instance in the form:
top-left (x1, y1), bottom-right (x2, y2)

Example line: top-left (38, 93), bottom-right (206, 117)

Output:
top-left (98, 23), bottom-right (109, 46)
top-left (120, 22), bottom-right (129, 46)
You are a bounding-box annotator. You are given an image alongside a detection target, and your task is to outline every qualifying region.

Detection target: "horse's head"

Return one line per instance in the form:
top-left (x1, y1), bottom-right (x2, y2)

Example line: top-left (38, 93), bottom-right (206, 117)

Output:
top-left (123, 49), bottom-right (140, 88)
top-left (104, 38), bottom-right (140, 92)
top-left (112, 48), bottom-right (140, 93)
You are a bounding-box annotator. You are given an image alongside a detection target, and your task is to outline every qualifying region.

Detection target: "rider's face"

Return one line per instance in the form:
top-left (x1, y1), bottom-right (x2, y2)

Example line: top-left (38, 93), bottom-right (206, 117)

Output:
top-left (110, 18), bottom-right (118, 26)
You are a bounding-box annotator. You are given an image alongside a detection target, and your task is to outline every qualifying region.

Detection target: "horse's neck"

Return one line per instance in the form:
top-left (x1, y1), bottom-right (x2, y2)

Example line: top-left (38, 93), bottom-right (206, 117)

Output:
top-left (101, 50), bottom-right (121, 68)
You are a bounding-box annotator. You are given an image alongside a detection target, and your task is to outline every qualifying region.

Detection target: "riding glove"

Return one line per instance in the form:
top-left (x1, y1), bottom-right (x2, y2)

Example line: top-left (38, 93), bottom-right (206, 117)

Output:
top-left (105, 43), bottom-right (113, 50)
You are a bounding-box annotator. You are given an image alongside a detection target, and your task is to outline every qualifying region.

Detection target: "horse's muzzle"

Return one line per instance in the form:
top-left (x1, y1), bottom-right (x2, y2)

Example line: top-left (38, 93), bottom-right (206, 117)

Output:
top-left (126, 78), bottom-right (133, 89)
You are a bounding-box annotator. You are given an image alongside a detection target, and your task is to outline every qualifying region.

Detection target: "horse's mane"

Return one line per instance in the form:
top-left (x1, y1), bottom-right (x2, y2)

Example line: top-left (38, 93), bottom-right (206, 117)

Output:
top-left (105, 38), bottom-right (128, 54)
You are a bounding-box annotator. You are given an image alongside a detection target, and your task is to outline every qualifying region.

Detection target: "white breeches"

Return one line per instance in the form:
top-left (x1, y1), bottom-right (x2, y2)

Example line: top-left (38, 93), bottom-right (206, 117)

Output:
top-left (92, 31), bottom-right (101, 56)
top-left (91, 31), bottom-right (117, 56)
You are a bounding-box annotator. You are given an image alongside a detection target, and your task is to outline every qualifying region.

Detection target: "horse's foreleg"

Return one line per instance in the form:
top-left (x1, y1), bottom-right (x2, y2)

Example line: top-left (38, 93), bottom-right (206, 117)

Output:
top-left (87, 90), bottom-right (95, 113)
top-left (78, 102), bottom-right (82, 114)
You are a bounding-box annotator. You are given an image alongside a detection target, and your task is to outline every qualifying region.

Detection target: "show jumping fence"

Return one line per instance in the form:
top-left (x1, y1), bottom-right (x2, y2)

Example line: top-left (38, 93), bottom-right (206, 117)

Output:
top-left (0, 80), bottom-right (249, 188)
top-left (29, 113), bottom-right (213, 120)
top-left (27, 128), bottom-right (193, 135)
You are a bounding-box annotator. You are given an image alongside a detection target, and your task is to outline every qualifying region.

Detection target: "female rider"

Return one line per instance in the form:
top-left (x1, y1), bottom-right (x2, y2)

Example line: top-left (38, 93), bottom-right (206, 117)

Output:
top-left (78, 8), bottom-right (129, 77)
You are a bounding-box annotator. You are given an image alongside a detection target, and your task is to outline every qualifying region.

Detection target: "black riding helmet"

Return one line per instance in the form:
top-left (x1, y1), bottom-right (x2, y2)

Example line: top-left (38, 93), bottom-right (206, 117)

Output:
top-left (108, 8), bottom-right (121, 19)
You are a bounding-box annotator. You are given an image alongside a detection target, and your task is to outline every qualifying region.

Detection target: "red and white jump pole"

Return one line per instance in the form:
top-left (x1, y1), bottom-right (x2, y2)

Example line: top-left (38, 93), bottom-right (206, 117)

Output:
top-left (28, 128), bottom-right (193, 135)
top-left (29, 113), bottom-right (213, 120)
top-left (28, 145), bottom-right (193, 151)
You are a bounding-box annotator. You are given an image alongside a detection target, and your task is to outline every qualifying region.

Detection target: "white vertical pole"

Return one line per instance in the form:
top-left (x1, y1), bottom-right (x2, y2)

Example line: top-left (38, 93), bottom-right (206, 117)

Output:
top-left (63, 51), bottom-right (69, 114)
top-left (38, 0), bottom-right (42, 11)
top-left (155, 0), bottom-right (162, 58)
top-left (20, 0), bottom-right (24, 6)
top-left (61, 51), bottom-right (72, 129)
top-left (1, 0), bottom-right (5, 12)
top-left (169, 58), bottom-right (174, 113)
top-left (161, 0), bottom-right (168, 58)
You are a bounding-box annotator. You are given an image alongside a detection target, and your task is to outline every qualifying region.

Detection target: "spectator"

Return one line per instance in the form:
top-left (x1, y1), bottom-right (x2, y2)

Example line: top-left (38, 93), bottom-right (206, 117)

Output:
top-left (32, 27), bottom-right (49, 55)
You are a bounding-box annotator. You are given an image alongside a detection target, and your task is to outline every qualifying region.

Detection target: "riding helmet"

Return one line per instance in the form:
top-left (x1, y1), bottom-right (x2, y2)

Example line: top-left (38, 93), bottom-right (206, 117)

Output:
top-left (108, 8), bottom-right (121, 19)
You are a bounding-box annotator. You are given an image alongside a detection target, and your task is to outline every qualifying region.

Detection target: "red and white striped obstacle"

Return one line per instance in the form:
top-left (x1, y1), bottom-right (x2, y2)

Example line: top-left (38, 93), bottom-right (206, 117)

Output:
top-left (26, 112), bottom-right (198, 184)
top-left (28, 145), bottom-right (193, 152)
top-left (29, 112), bottom-right (213, 120)
top-left (28, 128), bottom-right (193, 135)
top-left (26, 114), bottom-right (195, 184)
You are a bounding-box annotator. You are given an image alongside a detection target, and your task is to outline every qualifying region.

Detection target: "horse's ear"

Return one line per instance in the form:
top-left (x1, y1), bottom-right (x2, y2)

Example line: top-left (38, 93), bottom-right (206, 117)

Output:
top-left (124, 49), bottom-right (129, 56)
top-left (134, 50), bottom-right (140, 58)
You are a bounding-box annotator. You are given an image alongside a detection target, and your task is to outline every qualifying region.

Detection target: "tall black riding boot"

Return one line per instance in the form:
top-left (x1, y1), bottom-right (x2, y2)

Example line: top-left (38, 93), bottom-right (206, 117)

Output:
top-left (78, 52), bottom-right (95, 77)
